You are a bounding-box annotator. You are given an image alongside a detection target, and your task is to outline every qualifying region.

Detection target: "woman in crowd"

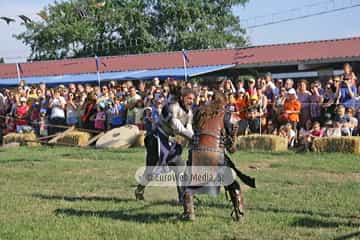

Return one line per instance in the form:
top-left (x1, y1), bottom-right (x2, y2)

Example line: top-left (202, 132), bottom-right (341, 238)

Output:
top-left (297, 79), bottom-right (311, 128)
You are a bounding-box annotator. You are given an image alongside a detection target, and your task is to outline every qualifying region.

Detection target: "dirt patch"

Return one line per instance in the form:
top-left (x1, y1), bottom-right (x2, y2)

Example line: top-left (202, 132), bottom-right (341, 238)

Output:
top-left (246, 158), bottom-right (289, 171)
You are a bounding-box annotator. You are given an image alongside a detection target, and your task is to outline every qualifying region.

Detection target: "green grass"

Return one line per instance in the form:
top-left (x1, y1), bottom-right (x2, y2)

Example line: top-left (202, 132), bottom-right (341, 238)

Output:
top-left (0, 147), bottom-right (359, 240)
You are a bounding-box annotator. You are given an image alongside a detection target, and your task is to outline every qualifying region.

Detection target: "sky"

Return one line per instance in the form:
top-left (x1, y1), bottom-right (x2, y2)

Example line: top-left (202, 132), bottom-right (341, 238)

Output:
top-left (0, 0), bottom-right (359, 63)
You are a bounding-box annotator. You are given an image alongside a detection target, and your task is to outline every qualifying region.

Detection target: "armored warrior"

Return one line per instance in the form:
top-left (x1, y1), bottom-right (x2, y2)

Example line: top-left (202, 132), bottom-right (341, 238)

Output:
top-left (182, 92), bottom-right (255, 221)
top-left (135, 87), bottom-right (195, 203)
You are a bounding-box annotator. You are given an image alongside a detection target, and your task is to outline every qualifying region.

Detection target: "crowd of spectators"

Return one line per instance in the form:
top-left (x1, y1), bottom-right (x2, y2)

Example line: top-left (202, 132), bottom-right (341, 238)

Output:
top-left (0, 63), bottom-right (358, 150)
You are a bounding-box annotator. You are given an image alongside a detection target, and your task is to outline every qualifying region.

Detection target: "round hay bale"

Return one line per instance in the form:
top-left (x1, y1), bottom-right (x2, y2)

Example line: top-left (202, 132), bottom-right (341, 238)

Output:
top-left (3, 133), bottom-right (39, 147)
top-left (134, 131), bottom-right (146, 147)
top-left (312, 137), bottom-right (360, 154)
top-left (57, 130), bottom-right (92, 147)
top-left (96, 125), bottom-right (139, 149)
top-left (237, 134), bottom-right (288, 152)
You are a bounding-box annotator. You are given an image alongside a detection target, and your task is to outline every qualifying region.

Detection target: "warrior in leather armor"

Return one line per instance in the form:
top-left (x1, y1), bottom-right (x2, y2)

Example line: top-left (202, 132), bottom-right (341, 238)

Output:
top-left (182, 92), bottom-right (253, 221)
top-left (135, 87), bottom-right (195, 203)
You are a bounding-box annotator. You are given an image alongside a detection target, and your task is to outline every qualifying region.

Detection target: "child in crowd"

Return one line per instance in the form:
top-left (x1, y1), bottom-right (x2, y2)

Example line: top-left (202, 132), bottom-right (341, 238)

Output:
top-left (39, 109), bottom-right (48, 137)
top-left (94, 102), bottom-right (106, 131)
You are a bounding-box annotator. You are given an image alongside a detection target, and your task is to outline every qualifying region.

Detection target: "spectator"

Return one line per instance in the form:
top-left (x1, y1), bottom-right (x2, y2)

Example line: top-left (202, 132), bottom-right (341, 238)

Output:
top-left (48, 89), bottom-right (66, 135)
top-left (341, 63), bottom-right (357, 86)
top-left (111, 96), bottom-right (126, 128)
top-left (334, 105), bottom-right (351, 136)
top-left (15, 97), bottom-right (30, 133)
top-left (309, 82), bottom-right (323, 122)
top-left (81, 93), bottom-right (97, 129)
top-left (284, 78), bottom-right (294, 91)
top-left (324, 120), bottom-right (342, 137)
top-left (321, 83), bottom-right (336, 121)
top-left (346, 108), bottom-right (358, 135)
top-left (134, 100), bottom-right (145, 130)
top-left (94, 102), bottom-right (106, 131)
top-left (126, 86), bottom-right (141, 124)
top-left (66, 92), bottom-right (79, 126)
top-left (281, 88), bottom-right (301, 130)
top-left (297, 79), bottom-right (311, 127)
top-left (273, 87), bottom-right (287, 127)
top-left (336, 75), bottom-right (357, 108)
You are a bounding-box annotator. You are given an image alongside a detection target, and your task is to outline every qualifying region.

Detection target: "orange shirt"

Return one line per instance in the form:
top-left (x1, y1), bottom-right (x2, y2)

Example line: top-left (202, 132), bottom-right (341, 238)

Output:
top-left (235, 98), bottom-right (247, 119)
top-left (283, 99), bottom-right (301, 122)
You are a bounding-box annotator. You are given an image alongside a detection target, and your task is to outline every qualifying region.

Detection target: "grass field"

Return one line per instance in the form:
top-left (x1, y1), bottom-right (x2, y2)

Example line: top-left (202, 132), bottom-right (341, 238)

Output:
top-left (0, 147), bottom-right (359, 240)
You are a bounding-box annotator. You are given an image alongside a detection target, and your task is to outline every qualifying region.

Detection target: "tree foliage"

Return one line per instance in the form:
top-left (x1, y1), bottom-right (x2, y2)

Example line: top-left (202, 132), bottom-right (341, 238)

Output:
top-left (0, 58), bottom-right (4, 64)
top-left (16, 0), bottom-right (249, 61)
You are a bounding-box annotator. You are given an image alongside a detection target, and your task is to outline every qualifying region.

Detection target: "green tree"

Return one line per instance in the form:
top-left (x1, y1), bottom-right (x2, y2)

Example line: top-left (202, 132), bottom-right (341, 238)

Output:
top-left (16, 0), bottom-right (249, 61)
top-left (0, 58), bottom-right (4, 63)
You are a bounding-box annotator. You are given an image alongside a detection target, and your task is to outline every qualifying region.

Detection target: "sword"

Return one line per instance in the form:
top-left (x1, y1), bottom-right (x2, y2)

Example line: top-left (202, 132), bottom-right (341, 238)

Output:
top-left (225, 153), bottom-right (256, 188)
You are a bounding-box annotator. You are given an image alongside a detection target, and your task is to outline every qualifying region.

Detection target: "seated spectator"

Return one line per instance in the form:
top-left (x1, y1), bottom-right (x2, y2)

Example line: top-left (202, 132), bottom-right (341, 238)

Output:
top-left (299, 120), bottom-right (313, 148)
top-left (334, 105), bottom-right (351, 136)
top-left (279, 123), bottom-right (296, 148)
top-left (94, 102), bottom-right (106, 131)
top-left (346, 108), bottom-right (358, 135)
top-left (264, 119), bottom-right (276, 135)
top-left (324, 120), bottom-right (342, 137)
top-left (247, 107), bottom-right (261, 134)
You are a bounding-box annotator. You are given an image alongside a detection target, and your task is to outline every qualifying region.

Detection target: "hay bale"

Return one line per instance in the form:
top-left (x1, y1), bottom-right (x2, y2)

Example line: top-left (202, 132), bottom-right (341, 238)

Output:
top-left (57, 130), bottom-right (92, 147)
top-left (237, 134), bottom-right (288, 152)
top-left (3, 133), bottom-right (40, 147)
top-left (312, 137), bottom-right (360, 154)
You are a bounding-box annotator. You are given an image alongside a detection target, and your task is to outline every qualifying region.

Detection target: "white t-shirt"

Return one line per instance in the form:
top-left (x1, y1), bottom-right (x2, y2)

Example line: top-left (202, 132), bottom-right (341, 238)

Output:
top-left (50, 97), bottom-right (66, 119)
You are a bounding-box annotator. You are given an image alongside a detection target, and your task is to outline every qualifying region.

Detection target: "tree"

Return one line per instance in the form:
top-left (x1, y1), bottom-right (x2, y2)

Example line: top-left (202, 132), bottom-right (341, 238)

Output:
top-left (15, 0), bottom-right (249, 61)
top-left (0, 58), bottom-right (4, 64)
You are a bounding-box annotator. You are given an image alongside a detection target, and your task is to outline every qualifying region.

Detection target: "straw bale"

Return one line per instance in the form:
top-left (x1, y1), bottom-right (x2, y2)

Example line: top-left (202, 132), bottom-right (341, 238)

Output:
top-left (237, 134), bottom-right (288, 152)
top-left (312, 137), bottom-right (360, 154)
top-left (57, 131), bottom-right (92, 147)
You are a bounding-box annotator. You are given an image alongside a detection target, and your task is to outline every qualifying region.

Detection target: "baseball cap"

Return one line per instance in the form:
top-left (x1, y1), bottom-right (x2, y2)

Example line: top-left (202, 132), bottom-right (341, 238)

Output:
top-left (288, 88), bottom-right (296, 95)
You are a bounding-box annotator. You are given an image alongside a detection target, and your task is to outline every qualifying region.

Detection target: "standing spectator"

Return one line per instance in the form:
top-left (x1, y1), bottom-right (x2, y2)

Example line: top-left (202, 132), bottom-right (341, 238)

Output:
top-left (281, 88), bottom-right (301, 130)
top-left (322, 83), bottom-right (336, 121)
top-left (284, 78), bottom-right (294, 91)
top-left (134, 100), bottom-right (145, 130)
top-left (247, 78), bottom-right (257, 98)
top-left (81, 93), bottom-right (97, 129)
top-left (309, 82), bottom-right (323, 122)
top-left (111, 96), bottom-right (126, 128)
top-left (48, 89), bottom-right (66, 135)
top-left (15, 97), bottom-right (30, 132)
top-left (126, 86), bottom-right (141, 124)
top-left (39, 109), bottom-right (48, 137)
top-left (273, 87), bottom-right (287, 127)
top-left (66, 93), bottom-right (79, 126)
top-left (297, 79), bottom-right (311, 127)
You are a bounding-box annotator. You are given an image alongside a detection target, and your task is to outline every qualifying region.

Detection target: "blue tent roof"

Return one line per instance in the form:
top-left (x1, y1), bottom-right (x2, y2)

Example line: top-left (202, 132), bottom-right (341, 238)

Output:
top-left (0, 64), bottom-right (234, 86)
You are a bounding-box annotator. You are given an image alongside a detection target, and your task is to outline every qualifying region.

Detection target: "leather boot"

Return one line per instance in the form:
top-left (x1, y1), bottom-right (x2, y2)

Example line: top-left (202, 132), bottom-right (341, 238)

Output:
top-left (135, 184), bottom-right (145, 200)
top-left (182, 192), bottom-right (195, 221)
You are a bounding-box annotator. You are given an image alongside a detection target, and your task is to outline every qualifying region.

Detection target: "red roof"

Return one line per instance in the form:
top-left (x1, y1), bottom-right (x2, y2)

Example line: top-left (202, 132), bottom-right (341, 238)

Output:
top-left (1, 37), bottom-right (360, 79)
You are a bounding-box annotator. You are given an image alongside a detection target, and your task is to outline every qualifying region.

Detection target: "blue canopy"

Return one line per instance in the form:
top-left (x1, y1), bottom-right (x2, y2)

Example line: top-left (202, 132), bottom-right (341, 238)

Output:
top-left (0, 64), bottom-right (234, 86)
